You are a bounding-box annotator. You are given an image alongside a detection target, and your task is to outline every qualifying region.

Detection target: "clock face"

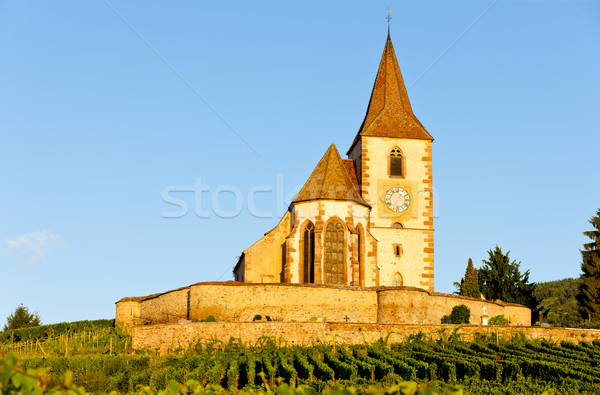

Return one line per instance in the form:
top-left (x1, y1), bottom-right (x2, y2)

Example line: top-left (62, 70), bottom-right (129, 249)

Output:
top-left (384, 187), bottom-right (410, 213)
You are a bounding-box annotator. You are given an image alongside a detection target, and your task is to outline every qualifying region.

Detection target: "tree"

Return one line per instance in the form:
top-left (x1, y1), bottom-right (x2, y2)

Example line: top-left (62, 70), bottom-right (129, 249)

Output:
top-left (449, 305), bottom-right (470, 324)
top-left (478, 246), bottom-right (537, 309)
top-left (535, 278), bottom-right (582, 327)
top-left (576, 209), bottom-right (600, 321)
top-left (454, 258), bottom-right (480, 298)
top-left (3, 304), bottom-right (41, 331)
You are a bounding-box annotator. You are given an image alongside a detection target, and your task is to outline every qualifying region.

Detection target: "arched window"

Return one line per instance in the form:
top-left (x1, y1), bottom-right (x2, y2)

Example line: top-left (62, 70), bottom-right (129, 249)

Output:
top-left (392, 222), bottom-right (403, 229)
top-left (393, 272), bottom-right (403, 287)
top-left (325, 221), bottom-right (344, 284)
top-left (390, 147), bottom-right (404, 177)
top-left (302, 222), bottom-right (315, 283)
top-left (357, 225), bottom-right (365, 286)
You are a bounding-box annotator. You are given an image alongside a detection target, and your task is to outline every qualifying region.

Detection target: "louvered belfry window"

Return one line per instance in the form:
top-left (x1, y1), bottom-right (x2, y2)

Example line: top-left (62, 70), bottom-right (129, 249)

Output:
top-left (303, 222), bottom-right (315, 283)
top-left (325, 221), bottom-right (344, 284)
top-left (390, 147), bottom-right (403, 177)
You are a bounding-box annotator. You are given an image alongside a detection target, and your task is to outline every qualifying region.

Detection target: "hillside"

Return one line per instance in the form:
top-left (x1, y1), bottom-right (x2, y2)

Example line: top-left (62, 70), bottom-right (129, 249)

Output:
top-left (3, 320), bottom-right (600, 394)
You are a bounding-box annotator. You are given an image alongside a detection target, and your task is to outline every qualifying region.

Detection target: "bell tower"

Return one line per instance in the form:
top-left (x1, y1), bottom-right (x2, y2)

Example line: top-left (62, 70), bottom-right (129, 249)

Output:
top-left (347, 33), bottom-right (434, 291)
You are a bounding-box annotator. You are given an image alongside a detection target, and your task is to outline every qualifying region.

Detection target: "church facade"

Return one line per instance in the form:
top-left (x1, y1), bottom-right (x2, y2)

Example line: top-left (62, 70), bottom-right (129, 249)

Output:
top-left (234, 33), bottom-right (434, 291)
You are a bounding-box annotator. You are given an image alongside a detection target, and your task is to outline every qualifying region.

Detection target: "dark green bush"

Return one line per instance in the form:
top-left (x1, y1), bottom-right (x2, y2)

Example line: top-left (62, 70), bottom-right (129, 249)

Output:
top-left (252, 315), bottom-right (262, 321)
top-left (489, 314), bottom-right (510, 325)
top-left (449, 305), bottom-right (470, 324)
top-left (201, 315), bottom-right (217, 322)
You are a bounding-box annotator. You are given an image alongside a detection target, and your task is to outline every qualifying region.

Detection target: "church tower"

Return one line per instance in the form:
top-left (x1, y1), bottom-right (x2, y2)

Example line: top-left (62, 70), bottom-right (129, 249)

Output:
top-left (347, 32), bottom-right (434, 291)
top-left (234, 32), bottom-right (433, 291)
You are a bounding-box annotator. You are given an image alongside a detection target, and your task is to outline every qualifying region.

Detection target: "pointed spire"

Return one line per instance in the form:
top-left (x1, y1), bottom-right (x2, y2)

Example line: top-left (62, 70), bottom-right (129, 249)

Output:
top-left (293, 144), bottom-right (368, 206)
top-left (348, 34), bottom-right (432, 153)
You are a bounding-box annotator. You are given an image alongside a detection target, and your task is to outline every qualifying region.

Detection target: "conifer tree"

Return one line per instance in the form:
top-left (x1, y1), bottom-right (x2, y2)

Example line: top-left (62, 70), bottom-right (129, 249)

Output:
top-left (463, 258), bottom-right (480, 298)
top-left (478, 246), bottom-right (537, 309)
top-left (576, 209), bottom-right (600, 321)
top-left (3, 304), bottom-right (41, 331)
top-left (454, 258), bottom-right (480, 298)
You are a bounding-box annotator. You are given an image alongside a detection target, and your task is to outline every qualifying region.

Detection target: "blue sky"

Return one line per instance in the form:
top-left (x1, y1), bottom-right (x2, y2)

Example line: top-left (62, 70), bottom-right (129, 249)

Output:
top-left (1, 1), bottom-right (598, 325)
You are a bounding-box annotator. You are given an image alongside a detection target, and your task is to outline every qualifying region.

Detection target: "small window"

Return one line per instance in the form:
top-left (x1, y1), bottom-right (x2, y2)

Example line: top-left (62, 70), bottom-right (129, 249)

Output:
top-left (392, 222), bottom-right (403, 229)
top-left (393, 244), bottom-right (403, 258)
top-left (390, 147), bottom-right (404, 177)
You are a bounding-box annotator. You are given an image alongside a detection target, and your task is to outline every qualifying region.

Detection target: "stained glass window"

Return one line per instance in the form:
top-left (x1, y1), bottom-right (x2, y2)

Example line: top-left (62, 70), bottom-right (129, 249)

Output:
top-left (325, 221), bottom-right (344, 284)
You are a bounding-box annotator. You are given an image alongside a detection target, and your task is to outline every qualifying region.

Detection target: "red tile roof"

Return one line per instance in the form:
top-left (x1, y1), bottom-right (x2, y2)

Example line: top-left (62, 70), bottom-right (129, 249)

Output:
top-left (348, 33), bottom-right (433, 154)
top-left (342, 159), bottom-right (359, 186)
top-left (293, 145), bottom-right (368, 206)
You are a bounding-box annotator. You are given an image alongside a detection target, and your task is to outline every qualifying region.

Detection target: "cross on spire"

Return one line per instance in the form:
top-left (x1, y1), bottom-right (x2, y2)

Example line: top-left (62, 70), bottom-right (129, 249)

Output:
top-left (386, 7), bottom-right (392, 30)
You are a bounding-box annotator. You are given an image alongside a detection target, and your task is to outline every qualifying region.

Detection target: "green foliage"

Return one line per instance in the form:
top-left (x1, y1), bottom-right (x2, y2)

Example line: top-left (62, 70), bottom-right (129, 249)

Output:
top-left (576, 208), bottom-right (600, 322)
top-left (0, 351), bottom-right (88, 394)
top-left (535, 278), bottom-right (582, 327)
top-left (250, 315), bottom-right (273, 322)
top-left (0, 319), bottom-right (114, 343)
top-left (201, 316), bottom-right (217, 323)
top-left (454, 259), bottom-right (480, 298)
top-left (0, 322), bottom-right (129, 360)
top-left (449, 305), bottom-right (470, 324)
top-left (577, 320), bottom-right (600, 329)
top-left (478, 246), bottom-right (538, 309)
top-left (0, 349), bottom-right (464, 394)
top-left (3, 305), bottom-right (41, 331)
top-left (7, 321), bottom-right (600, 394)
top-left (489, 315), bottom-right (509, 325)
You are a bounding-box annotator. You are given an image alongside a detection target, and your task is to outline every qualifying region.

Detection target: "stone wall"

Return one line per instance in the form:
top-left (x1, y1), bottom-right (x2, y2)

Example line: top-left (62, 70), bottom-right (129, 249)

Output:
top-left (117, 288), bottom-right (189, 327)
top-left (116, 282), bottom-right (531, 330)
top-left (132, 322), bottom-right (600, 354)
top-left (377, 288), bottom-right (530, 326)
top-left (140, 288), bottom-right (189, 324)
top-left (240, 211), bottom-right (291, 283)
top-left (188, 283), bottom-right (378, 323)
top-left (115, 300), bottom-right (140, 328)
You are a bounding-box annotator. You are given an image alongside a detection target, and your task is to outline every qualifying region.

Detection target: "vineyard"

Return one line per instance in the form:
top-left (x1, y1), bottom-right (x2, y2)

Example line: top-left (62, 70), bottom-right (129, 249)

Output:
top-left (3, 321), bottom-right (600, 394)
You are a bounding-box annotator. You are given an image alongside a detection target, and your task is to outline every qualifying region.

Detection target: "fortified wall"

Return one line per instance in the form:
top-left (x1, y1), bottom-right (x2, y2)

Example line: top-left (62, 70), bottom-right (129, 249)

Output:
top-left (116, 282), bottom-right (531, 329)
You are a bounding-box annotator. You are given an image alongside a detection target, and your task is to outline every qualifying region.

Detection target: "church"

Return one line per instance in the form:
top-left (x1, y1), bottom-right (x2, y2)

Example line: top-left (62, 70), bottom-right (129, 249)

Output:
top-left (116, 32), bottom-right (532, 336)
top-left (233, 32), bottom-right (434, 291)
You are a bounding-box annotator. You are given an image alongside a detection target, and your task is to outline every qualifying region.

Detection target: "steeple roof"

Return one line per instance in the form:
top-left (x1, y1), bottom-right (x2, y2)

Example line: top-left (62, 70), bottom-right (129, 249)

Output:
top-left (348, 33), bottom-right (433, 153)
top-left (293, 144), bottom-right (368, 207)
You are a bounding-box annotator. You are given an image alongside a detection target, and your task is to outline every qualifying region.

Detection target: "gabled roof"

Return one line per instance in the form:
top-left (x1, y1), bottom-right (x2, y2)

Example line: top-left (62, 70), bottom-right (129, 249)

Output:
top-left (348, 33), bottom-right (433, 154)
top-left (293, 144), bottom-right (368, 207)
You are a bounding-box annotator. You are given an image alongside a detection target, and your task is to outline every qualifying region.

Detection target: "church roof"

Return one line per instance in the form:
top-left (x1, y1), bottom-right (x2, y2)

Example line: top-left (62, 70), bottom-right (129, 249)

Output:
top-left (293, 144), bottom-right (368, 207)
top-left (342, 159), bottom-right (359, 186)
top-left (348, 33), bottom-right (433, 154)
